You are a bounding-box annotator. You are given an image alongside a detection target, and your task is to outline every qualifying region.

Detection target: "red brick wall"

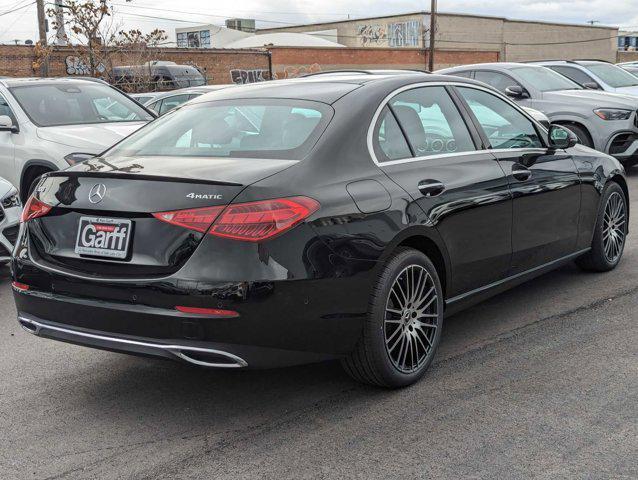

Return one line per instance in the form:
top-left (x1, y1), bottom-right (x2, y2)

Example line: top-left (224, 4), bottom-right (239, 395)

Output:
top-left (0, 44), bottom-right (498, 84)
top-left (0, 45), bottom-right (271, 85)
top-left (268, 47), bottom-right (499, 78)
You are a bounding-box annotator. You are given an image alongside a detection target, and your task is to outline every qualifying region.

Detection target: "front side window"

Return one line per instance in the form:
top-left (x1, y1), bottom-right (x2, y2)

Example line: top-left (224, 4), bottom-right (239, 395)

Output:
top-left (389, 86), bottom-right (476, 157)
top-left (475, 71), bottom-right (521, 94)
top-left (158, 94), bottom-right (191, 115)
top-left (9, 83), bottom-right (153, 127)
top-left (548, 66), bottom-right (596, 87)
top-left (457, 87), bottom-right (543, 149)
top-left (105, 99), bottom-right (331, 160)
top-left (0, 94), bottom-right (17, 125)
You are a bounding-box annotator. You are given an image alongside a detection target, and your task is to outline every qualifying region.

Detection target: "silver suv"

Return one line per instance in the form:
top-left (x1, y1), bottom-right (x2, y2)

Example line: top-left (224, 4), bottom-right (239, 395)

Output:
top-left (437, 63), bottom-right (638, 166)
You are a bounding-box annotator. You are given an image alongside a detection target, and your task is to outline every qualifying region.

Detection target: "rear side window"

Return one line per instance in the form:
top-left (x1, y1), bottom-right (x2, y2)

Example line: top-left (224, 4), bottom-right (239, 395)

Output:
top-left (105, 99), bottom-right (332, 160)
top-left (389, 86), bottom-right (476, 157)
top-left (457, 87), bottom-right (543, 149)
top-left (374, 107), bottom-right (412, 162)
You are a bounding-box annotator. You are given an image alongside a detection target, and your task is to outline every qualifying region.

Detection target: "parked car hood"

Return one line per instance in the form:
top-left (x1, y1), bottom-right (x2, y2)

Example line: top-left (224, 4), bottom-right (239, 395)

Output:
top-left (36, 122), bottom-right (147, 153)
top-left (543, 89), bottom-right (638, 109)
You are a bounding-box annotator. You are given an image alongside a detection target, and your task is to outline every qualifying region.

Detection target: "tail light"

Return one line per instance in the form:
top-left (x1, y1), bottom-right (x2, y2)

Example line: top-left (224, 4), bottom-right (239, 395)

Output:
top-left (21, 195), bottom-right (52, 223)
top-left (153, 196), bottom-right (319, 242)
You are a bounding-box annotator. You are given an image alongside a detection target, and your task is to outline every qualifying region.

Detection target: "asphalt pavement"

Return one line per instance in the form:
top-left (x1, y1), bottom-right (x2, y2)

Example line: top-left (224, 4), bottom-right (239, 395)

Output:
top-left (1, 172), bottom-right (637, 479)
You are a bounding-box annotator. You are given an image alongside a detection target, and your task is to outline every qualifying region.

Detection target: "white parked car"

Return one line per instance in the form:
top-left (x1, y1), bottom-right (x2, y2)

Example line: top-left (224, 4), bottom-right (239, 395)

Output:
top-left (0, 176), bottom-right (20, 263)
top-left (0, 77), bottom-right (155, 201)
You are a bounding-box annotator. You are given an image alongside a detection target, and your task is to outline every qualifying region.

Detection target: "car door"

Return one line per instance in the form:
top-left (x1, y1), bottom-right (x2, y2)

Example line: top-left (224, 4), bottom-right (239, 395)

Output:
top-left (0, 93), bottom-right (17, 186)
top-left (454, 85), bottom-right (581, 274)
top-left (374, 85), bottom-right (513, 298)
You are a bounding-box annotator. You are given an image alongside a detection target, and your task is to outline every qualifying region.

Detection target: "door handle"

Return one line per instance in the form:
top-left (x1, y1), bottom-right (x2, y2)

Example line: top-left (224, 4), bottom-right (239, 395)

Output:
top-left (512, 164), bottom-right (532, 182)
top-left (418, 179), bottom-right (445, 197)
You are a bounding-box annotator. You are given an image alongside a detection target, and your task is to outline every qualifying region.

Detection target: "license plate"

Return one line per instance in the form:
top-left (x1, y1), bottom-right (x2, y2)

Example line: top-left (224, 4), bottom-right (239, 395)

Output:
top-left (75, 217), bottom-right (132, 260)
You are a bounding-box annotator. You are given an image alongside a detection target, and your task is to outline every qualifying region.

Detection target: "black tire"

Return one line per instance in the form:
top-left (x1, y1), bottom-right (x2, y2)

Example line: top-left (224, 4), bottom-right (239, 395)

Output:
top-left (21, 167), bottom-right (51, 203)
top-left (341, 248), bottom-right (444, 388)
top-left (564, 124), bottom-right (593, 148)
top-left (576, 182), bottom-right (628, 272)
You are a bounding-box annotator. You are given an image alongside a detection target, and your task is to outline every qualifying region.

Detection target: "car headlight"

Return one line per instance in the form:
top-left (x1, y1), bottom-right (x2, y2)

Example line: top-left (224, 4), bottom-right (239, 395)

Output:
top-left (1, 187), bottom-right (20, 209)
top-left (594, 109), bottom-right (633, 121)
top-left (64, 152), bottom-right (96, 165)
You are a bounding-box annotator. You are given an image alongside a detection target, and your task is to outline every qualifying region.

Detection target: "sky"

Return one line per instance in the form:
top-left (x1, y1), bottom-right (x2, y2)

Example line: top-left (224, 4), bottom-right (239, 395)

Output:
top-left (1, 0), bottom-right (638, 44)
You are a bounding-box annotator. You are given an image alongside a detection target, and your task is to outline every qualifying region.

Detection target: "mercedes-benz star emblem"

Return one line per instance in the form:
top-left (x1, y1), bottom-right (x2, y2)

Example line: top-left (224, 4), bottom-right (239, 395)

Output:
top-left (88, 183), bottom-right (107, 204)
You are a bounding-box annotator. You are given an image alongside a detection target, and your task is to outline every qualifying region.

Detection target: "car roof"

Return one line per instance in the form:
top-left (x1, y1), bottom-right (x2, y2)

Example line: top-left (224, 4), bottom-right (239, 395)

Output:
top-left (144, 85), bottom-right (235, 102)
top-left (187, 71), bottom-right (485, 105)
top-left (0, 77), bottom-right (111, 88)
top-left (438, 63), bottom-right (544, 73)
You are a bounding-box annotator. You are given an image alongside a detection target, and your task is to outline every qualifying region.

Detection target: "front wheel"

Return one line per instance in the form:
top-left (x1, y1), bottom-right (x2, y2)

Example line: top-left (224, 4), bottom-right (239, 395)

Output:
top-left (341, 248), bottom-right (444, 388)
top-left (576, 182), bottom-right (628, 272)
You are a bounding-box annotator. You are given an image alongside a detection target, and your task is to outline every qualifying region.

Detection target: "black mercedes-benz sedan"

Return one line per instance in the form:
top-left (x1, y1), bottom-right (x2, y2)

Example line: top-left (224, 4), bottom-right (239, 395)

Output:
top-left (11, 72), bottom-right (629, 388)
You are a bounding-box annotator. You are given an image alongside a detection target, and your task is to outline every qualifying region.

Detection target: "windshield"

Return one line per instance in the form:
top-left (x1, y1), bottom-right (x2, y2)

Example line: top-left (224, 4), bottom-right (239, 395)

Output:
top-left (512, 66), bottom-right (582, 92)
top-left (10, 83), bottom-right (154, 127)
top-left (104, 99), bottom-right (331, 160)
top-left (587, 63), bottom-right (638, 88)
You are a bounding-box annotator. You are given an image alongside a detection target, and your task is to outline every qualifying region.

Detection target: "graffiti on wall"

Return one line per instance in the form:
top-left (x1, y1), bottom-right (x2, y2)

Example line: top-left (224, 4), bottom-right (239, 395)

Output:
top-left (388, 21), bottom-right (421, 47)
top-left (230, 68), bottom-right (269, 84)
top-left (65, 56), bottom-right (105, 75)
top-left (273, 63), bottom-right (322, 79)
top-left (356, 24), bottom-right (387, 46)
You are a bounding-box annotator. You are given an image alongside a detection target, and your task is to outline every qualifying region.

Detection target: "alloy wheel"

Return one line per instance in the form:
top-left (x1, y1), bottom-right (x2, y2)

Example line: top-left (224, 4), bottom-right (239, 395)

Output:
top-left (602, 191), bottom-right (626, 264)
top-left (384, 265), bottom-right (439, 374)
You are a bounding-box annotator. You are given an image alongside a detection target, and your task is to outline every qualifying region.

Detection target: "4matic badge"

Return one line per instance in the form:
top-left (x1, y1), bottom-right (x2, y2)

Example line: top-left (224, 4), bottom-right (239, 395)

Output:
top-left (186, 193), bottom-right (223, 200)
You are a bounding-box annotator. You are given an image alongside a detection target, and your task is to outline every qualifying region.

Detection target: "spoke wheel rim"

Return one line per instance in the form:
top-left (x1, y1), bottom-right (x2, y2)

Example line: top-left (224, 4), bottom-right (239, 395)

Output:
top-left (602, 191), bottom-right (626, 264)
top-left (384, 265), bottom-right (439, 374)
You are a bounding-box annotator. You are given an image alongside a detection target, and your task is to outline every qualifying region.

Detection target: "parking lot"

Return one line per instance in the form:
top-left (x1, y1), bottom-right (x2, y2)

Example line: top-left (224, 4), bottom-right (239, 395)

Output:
top-left (0, 171), bottom-right (636, 479)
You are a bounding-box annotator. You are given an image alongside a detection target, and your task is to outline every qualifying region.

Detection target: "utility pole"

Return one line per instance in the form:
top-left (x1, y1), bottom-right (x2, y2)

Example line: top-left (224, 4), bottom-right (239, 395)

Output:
top-left (428, 0), bottom-right (437, 72)
top-left (36, 0), bottom-right (49, 76)
top-left (54, 0), bottom-right (68, 46)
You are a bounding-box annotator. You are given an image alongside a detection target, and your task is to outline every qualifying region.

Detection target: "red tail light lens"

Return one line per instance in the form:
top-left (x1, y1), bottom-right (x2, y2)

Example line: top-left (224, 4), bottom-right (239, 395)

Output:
top-left (152, 206), bottom-right (224, 233)
top-left (12, 281), bottom-right (30, 291)
top-left (175, 306), bottom-right (239, 317)
top-left (153, 197), bottom-right (319, 242)
top-left (20, 195), bottom-right (52, 223)
top-left (209, 196), bottom-right (320, 242)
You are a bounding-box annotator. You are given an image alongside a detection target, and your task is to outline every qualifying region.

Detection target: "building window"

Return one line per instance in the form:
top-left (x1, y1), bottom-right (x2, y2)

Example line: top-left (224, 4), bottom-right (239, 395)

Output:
top-left (187, 31), bottom-right (201, 48)
top-left (388, 20), bottom-right (421, 47)
top-left (176, 32), bottom-right (187, 48)
top-left (200, 30), bottom-right (211, 48)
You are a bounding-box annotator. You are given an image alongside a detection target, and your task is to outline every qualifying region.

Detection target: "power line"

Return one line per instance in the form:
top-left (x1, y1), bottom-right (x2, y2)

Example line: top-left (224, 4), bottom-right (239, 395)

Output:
top-left (0, 0), bottom-right (35, 17)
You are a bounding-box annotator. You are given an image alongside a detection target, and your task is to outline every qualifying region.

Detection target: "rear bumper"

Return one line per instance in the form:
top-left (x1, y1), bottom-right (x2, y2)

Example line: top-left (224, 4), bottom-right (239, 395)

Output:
top-left (18, 312), bottom-right (248, 368)
top-left (12, 270), bottom-right (370, 368)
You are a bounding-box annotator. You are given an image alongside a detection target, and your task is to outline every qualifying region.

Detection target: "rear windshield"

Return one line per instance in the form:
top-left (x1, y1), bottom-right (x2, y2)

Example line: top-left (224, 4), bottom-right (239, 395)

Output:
top-left (10, 83), bottom-right (154, 127)
top-left (104, 99), bottom-right (332, 160)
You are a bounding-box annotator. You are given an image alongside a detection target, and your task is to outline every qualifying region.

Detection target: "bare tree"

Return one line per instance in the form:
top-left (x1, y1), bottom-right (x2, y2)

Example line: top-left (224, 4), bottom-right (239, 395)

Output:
top-left (45, 0), bottom-right (167, 90)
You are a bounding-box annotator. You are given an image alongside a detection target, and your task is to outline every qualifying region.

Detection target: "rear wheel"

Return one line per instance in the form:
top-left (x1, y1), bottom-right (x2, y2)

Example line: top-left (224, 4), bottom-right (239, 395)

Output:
top-left (576, 182), bottom-right (627, 272)
top-left (341, 248), bottom-right (443, 388)
top-left (21, 166), bottom-right (52, 203)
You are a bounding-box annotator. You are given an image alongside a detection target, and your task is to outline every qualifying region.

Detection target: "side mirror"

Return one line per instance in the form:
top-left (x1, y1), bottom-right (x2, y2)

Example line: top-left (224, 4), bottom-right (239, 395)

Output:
top-left (0, 115), bottom-right (17, 133)
top-left (548, 124), bottom-right (578, 149)
top-left (582, 82), bottom-right (601, 90)
top-left (505, 85), bottom-right (529, 99)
